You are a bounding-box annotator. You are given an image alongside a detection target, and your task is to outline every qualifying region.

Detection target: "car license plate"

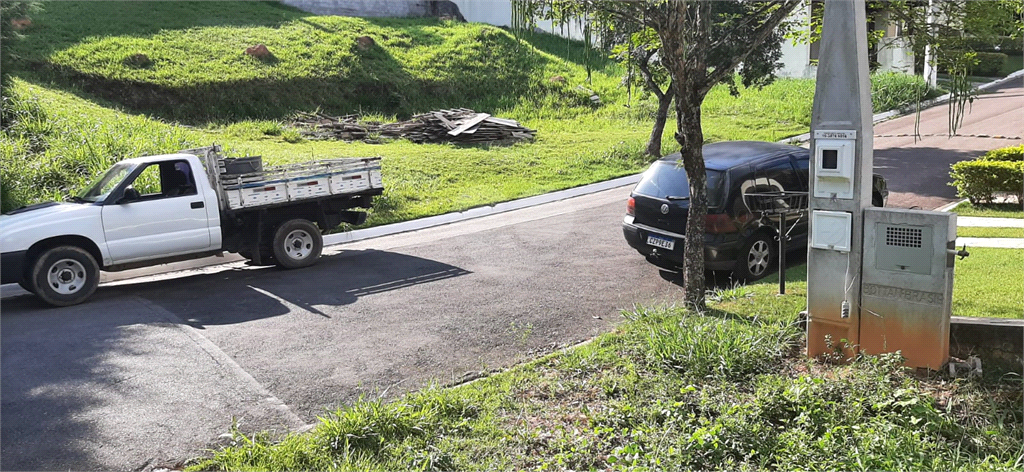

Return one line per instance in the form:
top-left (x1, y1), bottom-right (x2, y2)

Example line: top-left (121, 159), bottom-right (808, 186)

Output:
top-left (646, 234), bottom-right (675, 250)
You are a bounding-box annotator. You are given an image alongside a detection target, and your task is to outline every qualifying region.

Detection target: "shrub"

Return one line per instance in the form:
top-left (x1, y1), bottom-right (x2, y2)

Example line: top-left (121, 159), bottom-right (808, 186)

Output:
top-left (870, 72), bottom-right (938, 113)
top-left (972, 52), bottom-right (1008, 77)
top-left (949, 159), bottom-right (1024, 204)
top-left (980, 144), bottom-right (1023, 162)
top-left (966, 35), bottom-right (1023, 56)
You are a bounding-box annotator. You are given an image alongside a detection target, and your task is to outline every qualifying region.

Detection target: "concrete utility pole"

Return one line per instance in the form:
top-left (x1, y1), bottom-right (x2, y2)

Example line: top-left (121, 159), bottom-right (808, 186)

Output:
top-left (806, 0), bottom-right (874, 360)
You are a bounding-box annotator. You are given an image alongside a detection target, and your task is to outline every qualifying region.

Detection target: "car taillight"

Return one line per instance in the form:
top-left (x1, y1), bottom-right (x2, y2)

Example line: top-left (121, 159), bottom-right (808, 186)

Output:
top-left (626, 197), bottom-right (635, 216)
top-left (705, 213), bottom-right (738, 233)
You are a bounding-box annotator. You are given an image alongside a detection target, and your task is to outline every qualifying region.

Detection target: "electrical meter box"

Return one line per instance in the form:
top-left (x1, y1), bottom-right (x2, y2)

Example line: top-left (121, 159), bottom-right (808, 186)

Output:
top-left (812, 130), bottom-right (856, 199)
top-left (859, 207), bottom-right (957, 369)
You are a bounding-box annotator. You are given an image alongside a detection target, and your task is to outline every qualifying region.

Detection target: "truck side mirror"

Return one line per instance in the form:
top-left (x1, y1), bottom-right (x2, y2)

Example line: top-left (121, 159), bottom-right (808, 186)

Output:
top-left (119, 187), bottom-right (141, 204)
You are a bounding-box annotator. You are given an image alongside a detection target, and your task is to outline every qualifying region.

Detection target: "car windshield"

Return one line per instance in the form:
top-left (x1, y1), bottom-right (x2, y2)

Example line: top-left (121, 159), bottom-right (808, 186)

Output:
top-left (634, 161), bottom-right (725, 207)
top-left (76, 162), bottom-right (136, 203)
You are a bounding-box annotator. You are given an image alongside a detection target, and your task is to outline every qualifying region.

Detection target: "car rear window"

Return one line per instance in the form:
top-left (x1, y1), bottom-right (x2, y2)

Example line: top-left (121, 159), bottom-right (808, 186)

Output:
top-left (634, 161), bottom-right (725, 207)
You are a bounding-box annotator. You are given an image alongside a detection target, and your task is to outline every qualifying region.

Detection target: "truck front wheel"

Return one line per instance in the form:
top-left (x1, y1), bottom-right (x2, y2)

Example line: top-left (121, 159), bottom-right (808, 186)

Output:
top-left (272, 219), bottom-right (323, 269)
top-left (31, 246), bottom-right (100, 307)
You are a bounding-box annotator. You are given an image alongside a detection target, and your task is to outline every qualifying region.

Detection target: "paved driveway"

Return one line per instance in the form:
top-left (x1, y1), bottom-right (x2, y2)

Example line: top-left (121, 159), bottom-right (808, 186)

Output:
top-left (873, 80), bottom-right (1023, 210)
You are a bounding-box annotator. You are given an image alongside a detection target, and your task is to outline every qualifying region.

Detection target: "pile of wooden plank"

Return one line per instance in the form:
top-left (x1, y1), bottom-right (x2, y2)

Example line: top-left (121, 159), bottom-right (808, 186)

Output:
top-left (292, 112), bottom-right (372, 141)
top-left (292, 109), bottom-right (535, 144)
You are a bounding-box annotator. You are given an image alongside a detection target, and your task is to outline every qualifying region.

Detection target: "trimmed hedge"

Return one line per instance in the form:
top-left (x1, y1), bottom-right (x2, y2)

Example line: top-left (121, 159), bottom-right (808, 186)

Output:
top-left (950, 157), bottom-right (1024, 204)
top-left (939, 51), bottom-right (1009, 77)
top-left (980, 144), bottom-right (1024, 162)
top-left (972, 52), bottom-right (1008, 77)
top-left (965, 35), bottom-right (1024, 56)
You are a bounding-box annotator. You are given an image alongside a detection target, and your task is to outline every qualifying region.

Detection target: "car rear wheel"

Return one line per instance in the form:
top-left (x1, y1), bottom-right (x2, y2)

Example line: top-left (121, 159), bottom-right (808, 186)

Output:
top-left (31, 246), bottom-right (100, 307)
top-left (736, 233), bottom-right (776, 281)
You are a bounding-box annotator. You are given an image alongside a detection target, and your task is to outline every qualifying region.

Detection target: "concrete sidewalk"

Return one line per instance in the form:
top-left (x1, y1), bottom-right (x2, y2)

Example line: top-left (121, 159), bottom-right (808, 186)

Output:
top-left (955, 215), bottom-right (1024, 249)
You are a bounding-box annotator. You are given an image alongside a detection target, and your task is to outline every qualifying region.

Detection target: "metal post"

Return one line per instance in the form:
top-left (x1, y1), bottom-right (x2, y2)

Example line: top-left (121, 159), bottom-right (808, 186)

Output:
top-left (779, 212), bottom-right (786, 295)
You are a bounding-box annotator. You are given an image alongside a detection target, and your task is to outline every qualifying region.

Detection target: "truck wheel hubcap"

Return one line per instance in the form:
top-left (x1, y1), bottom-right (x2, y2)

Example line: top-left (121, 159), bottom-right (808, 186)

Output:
top-left (47, 259), bottom-right (86, 294)
top-left (284, 229), bottom-right (314, 260)
top-left (748, 241), bottom-right (770, 275)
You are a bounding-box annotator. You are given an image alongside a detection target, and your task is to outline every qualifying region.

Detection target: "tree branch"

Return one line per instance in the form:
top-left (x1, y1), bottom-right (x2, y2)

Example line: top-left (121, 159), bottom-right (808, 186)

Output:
top-left (634, 48), bottom-right (669, 100)
top-left (704, 0), bottom-right (802, 93)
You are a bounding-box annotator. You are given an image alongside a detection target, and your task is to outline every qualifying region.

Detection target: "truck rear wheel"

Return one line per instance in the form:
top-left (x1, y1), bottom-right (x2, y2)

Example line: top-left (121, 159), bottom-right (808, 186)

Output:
top-left (18, 280), bottom-right (36, 294)
top-left (272, 219), bottom-right (322, 269)
top-left (31, 246), bottom-right (100, 307)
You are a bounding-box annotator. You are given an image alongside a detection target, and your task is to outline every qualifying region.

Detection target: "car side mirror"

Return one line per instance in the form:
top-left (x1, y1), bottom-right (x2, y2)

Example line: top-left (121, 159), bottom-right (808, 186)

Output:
top-left (118, 187), bottom-right (141, 204)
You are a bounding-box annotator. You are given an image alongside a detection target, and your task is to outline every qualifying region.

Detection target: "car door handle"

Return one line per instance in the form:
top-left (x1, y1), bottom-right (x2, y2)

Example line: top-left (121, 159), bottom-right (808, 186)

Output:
top-left (191, 201), bottom-right (204, 209)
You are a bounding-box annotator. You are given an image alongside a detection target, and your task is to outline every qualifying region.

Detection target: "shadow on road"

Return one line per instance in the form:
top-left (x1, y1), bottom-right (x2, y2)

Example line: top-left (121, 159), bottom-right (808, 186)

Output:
top-left (0, 249), bottom-right (469, 470)
top-left (1, 298), bottom-right (192, 471)
top-left (107, 249), bottom-right (472, 328)
top-left (874, 146), bottom-right (981, 201)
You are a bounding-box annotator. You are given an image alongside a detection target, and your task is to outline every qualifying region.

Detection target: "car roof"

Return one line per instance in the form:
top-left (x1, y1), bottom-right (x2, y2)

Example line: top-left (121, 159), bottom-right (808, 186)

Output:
top-left (658, 141), bottom-right (807, 172)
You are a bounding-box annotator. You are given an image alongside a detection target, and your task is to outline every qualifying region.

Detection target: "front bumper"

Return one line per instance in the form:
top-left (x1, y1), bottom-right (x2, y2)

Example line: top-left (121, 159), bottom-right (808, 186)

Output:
top-left (622, 217), bottom-right (740, 271)
top-left (1, 250), bottom-right (28, 284)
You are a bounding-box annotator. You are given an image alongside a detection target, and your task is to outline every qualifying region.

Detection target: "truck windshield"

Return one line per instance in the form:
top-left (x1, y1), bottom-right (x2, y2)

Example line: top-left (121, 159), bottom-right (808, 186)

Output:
top-left (76, 162), bottom-right (136, 203)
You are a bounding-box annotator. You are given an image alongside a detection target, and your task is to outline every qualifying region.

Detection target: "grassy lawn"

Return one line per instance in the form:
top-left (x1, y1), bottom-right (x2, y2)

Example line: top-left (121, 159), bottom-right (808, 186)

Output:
top-left (188, 273), bottom-right (1022, 471)
top-left (951, 201), bottom-right (1024, 219)
top-left (953, 247), bottom-right (1023, 319)
top-left (957, 226), bottom-right (1024, 238)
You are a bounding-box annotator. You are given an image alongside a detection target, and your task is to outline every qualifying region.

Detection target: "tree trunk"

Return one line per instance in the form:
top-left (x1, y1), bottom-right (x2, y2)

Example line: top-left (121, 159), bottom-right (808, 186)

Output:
top-left (645, 92), bottom-right (672, 157)
top-left (655, 1), bottom-right (712, 312)
top-left (674, 86), bottom-right (709, 312)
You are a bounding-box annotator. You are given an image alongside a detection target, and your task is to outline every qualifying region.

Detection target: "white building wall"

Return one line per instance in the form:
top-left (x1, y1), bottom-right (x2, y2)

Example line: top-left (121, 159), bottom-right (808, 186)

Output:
top-left (452, 0), bottom-right (585, 40)
top-left (776, 3), bottom-right (816, 79)
top-left (451, 0), bottom-right (511, 26)
top-left (779, 41), bottom-right (814, 79)
top-left (281, 0), bottom-right (430, 17)
top-left (877, 37), bottom-right (914, 74)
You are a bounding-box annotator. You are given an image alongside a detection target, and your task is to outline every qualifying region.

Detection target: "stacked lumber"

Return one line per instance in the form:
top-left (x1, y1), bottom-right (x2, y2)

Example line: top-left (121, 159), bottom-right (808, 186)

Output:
top-left (292, 109), bottom-right (535, 144)
top-left (292, 112), bottom-right (371, 141)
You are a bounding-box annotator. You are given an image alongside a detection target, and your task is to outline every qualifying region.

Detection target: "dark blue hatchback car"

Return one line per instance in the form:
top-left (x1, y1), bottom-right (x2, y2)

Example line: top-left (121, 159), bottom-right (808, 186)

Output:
top-left (622, 141), bottom-right (887, 280)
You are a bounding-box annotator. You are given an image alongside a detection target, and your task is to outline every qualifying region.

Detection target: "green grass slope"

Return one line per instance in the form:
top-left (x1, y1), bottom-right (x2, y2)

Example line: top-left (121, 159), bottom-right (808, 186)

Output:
top-left (2, 1), bottom-right (937, 220)
top-left (11, 1), bottom-right (617, 122)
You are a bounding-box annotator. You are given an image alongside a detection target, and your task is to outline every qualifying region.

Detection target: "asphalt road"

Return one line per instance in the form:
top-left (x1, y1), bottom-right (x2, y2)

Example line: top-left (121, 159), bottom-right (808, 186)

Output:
top-left (2, 78), bottom-right (1020, 471)
top-left (1, 185), bottom-right (688, 471)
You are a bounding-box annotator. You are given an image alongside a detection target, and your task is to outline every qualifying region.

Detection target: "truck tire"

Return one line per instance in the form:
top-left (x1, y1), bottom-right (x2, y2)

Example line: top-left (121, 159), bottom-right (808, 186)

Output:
top-left (31, 246), bottom-right (100, 307)
top-left (18, 279), bottom-right (36, 294)
top-left (272, 219), bottom-right (322, 269)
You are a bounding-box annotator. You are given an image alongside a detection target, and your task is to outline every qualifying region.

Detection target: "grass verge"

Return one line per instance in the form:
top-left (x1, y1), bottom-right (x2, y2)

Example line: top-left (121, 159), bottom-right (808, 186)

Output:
top-left (188, 275), bottom-right (1023, 471)
top-left (953, 247), bottom-right (1023, 319)
top-left (957, 226), bottom-right (1024, 238)
top-left (952, 201), bottom-right (1024, 219)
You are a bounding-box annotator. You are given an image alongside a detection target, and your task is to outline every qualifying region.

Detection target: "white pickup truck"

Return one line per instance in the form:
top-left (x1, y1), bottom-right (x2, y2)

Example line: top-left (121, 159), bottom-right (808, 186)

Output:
top-left (1, 146), bottom-right (383, 306)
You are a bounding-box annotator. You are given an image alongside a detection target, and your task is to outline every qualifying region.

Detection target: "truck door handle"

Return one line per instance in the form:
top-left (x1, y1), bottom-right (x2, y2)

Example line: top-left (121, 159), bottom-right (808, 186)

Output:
top-left (191, 201), bottom-right (204, 209)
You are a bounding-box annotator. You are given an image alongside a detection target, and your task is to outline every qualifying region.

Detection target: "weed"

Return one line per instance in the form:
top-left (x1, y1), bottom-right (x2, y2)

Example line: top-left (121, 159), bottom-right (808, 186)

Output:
top-left (281, 129), bottom-right (303, 144)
